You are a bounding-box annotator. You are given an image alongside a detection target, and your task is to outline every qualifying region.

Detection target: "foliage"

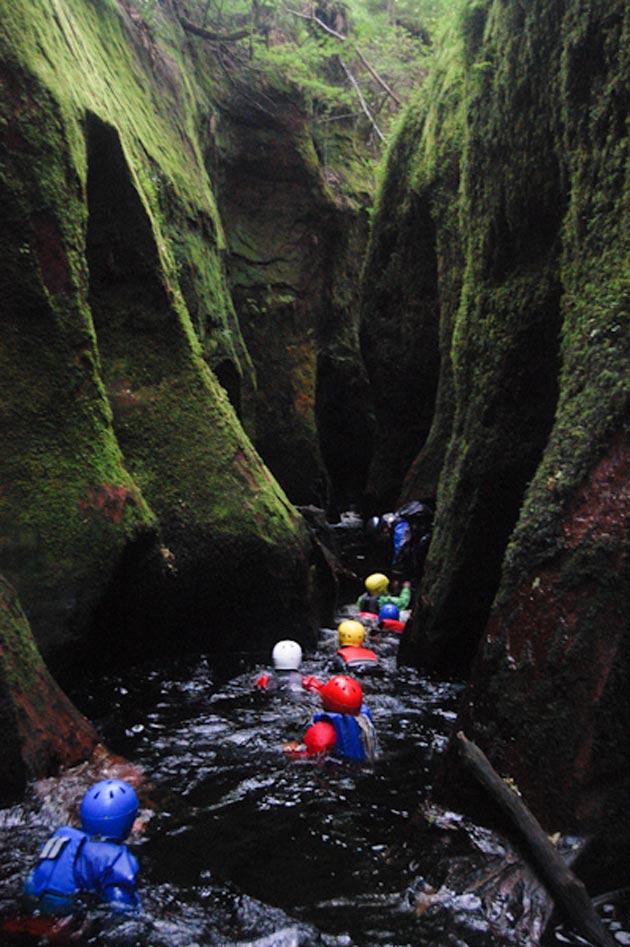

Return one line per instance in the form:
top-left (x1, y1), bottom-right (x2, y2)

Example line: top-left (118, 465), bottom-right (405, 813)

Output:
top-left (132, 0), bottom-right (461, 147)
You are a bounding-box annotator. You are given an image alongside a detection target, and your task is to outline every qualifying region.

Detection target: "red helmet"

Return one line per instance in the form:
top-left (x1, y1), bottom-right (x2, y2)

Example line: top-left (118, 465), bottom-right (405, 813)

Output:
top-left (304, 721), bottom-right (337, 755)
top-left (320, 675), bottom-right (363, 715)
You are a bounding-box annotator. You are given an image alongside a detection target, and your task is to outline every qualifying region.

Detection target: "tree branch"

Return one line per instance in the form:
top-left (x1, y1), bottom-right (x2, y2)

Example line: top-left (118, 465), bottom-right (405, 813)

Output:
top-left (456, 732), bottom-right (615, 947)
top-left (338, 58), bottom-right (386, 142)
top-left (285, 6), bottom-right (346, 40)
top-left (179, 16), bottom-right (250, 42)
top-left (285, 7), bottom-right (401, 106)
top-left (354, 47), bottom-right (401, 106)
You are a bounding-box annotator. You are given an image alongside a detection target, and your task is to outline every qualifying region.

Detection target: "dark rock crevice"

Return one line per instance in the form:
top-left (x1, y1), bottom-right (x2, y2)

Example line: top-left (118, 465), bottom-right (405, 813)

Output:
top-left (360, 190), bottom-right (442, 513)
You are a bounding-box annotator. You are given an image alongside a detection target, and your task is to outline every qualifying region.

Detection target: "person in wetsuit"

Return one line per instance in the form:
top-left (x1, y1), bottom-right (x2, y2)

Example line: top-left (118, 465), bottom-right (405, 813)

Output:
top-left (357, 572), bottom-right (412, 614)
top-left (377, 602), bottom-right (406, 634)
top-left (23, 779), bottom-right (141, 915)
top-left (332, 620), bottom-right (379, 674)
top-left (254, 639), bottom-right (304, 694)
top-left (287, 675), bottom-right (378, 762)
top-left (356, 572), bottom-right (389, 616)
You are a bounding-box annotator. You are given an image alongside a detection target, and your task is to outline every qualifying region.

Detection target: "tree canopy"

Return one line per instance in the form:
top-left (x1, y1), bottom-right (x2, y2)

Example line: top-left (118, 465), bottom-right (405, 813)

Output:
top-left (132, 0), bottom-right (461, 149)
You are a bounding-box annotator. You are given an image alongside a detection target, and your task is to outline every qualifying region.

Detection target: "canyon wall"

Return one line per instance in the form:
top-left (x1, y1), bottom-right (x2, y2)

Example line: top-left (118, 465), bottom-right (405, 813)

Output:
top-left (366, 0), bottom-right (630, 830)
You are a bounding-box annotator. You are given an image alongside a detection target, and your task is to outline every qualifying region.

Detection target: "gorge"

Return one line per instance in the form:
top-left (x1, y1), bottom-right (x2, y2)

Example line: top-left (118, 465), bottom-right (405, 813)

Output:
top-left (0, 0), bottom-right (629, 940)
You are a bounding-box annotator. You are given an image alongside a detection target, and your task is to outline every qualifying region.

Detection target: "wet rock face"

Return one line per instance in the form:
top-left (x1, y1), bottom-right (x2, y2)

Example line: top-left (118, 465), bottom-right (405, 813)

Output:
top-left (360, 190), bottom-right (441, 513)
top-left (380, 0), bottom-right (630, 830)
top-left (458, 0), bottom-right (630, 831)
top-left (214, 79), bottom-right (373, 511)
top-left (0, 577), bottom-right (98, 801)
top-left (0, 2), bottom-right (315, 672)
top-left (461, 435), bottom-right (630, 831)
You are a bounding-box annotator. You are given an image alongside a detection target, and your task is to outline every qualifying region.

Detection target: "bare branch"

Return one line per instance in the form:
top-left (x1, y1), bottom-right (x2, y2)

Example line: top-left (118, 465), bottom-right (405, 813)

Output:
top-left (284, 6), bottom-right (346, 40)
top-left (285, 6), bottom-right (401, 106)
top-left (202, 0), bottom-right (212, 27)
top-left (338, 57), bottom-right (386, 142)
top-left (354, 48), bottom-right (402, 106)
top-left (456, 732), bottom-right (615, 947)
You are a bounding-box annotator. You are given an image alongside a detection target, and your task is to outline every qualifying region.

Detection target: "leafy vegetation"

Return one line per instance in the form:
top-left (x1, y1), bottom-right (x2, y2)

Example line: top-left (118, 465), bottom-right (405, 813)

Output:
top-left (131, 0), bottom-right (461, 149)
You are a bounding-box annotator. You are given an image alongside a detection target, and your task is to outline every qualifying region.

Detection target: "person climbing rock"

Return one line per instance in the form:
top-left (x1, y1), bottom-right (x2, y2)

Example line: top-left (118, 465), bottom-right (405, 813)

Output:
top-left (23, 779), bottom-right (141, 915)
top-left (332, 620), bottom-right (379, 673)
top-left (285, 675), bottom-right (378, 762)
top-left (254, 640), bottom-right (304, 694)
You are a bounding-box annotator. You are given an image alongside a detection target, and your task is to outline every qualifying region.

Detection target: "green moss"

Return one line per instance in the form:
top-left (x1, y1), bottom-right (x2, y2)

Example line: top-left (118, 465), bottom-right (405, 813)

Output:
top-left (499, 0), bottom-right (630, 588)
top-left (378, 0), bottom-right (630, 824)
top-left (0, 75), bottom-right (155, 617)
top-left (0, 0), bottom-right (310, 653)
top-left (360, 20), bottom-right (466, 507)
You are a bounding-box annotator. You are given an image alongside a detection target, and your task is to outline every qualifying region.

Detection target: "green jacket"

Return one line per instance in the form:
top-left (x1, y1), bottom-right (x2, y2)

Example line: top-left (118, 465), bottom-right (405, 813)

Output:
top-left (379, 585), bottom-right (411, 610)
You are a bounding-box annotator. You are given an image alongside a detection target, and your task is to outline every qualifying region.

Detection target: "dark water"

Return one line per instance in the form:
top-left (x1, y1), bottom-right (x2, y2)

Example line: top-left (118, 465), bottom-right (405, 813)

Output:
top-left (0, 600), bottom-right (627, 944)
top-left (0, 607), bottom-right (487, 947)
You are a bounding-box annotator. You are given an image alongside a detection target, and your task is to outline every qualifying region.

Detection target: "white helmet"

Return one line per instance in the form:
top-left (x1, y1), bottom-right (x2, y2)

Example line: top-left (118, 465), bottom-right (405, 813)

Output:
top-left (271, 640), bottom-right (303, 670)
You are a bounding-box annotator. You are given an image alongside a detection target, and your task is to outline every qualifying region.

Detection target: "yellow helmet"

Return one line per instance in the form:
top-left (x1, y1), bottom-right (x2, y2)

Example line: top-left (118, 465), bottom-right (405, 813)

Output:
top-left (338, 620), bottom-right (365, 647)
top-left (365, 573), bottom-right (389, 595)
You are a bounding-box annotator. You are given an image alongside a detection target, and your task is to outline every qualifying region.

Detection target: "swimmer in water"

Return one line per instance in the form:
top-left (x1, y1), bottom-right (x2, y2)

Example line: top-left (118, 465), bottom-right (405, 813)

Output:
top-left (254, 640), bottom-right (305, 694)
top-left (23, 779), bottom-right (141, 915)
top-left (285, 675), bottom-right (378, 762)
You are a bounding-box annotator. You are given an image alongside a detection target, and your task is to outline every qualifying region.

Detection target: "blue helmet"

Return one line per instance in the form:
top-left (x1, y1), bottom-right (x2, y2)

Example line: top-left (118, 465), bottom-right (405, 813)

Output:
top-left (80, 779), bottom-right (139, 840)
top-left (379, 603), bottom-right (400, 621)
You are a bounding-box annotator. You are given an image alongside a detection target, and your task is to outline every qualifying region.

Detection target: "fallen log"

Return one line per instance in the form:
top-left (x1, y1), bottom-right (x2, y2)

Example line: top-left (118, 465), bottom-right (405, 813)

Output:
top-left (456, 731), bottom-right (614, 947)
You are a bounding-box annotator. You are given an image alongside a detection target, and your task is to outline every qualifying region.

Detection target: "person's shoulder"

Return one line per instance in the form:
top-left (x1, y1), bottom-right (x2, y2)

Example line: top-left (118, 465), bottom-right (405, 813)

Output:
top-left (84, 839), bottom-right (139, 873)
top-left (34, 825), bottom-right (85, 861)
top-left (51, 825), bottom-right (84, 838)
top-left (83, 838), bottom-right (132, 859)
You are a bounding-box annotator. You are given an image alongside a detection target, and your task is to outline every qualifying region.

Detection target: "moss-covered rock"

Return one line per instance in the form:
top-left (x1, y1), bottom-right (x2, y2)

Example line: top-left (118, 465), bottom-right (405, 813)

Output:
top-left (0, 575), bottom-right (98, 802)
top-left (0, 0), bottom-right (313, 678)
top-left (453, 0), bottom-right (630, 831)
top-left (359, 112), bottom-right (441, 512)
top-left (359, 24), bottom-right (466, 513)
top-left (406, 0), bottom-right (564, 675)
top-left (0, 58), bottom-right (158, 655)
top-left (211, 69), bottom-right (374, 510)
top-left (387, 0), bottom-right (630, 830)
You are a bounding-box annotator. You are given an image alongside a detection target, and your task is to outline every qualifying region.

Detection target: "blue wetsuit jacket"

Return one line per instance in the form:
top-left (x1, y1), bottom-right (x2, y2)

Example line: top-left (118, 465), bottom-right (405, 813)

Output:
top-left (24, 826), bottom-right (140, 914)
top-left (313, 704), bottom-right (376, 761)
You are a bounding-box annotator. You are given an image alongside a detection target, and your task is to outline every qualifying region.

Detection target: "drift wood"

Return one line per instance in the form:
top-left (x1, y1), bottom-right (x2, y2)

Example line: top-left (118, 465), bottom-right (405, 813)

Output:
top-left (456, 732), bottom-right (614, 947)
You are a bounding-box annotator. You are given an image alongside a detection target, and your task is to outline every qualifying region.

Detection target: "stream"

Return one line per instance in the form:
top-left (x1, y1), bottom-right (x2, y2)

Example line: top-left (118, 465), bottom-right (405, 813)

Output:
top-left (0, 516), bottom-right (627, 945)
top-left (0, 626), bottom-right (474, 946)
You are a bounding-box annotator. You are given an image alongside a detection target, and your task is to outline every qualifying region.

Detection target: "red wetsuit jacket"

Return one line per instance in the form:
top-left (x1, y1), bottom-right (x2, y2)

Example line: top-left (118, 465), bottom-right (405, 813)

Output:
top-left (379, 618), bottom-right (405, 633)
top-left (334, 645), bottom-right (379, 672)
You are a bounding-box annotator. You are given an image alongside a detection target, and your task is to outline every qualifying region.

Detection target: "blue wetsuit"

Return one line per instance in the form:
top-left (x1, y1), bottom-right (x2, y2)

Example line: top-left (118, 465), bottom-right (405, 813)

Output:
top-left (24, 826), bottom-right (140, 914)
top-left (313, 704), bottom-right (377, 762)
top-left (392, 519), bottom-right (411, 572)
